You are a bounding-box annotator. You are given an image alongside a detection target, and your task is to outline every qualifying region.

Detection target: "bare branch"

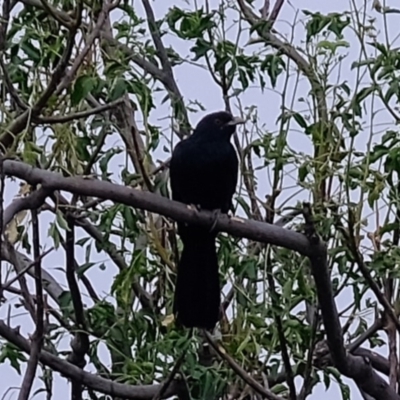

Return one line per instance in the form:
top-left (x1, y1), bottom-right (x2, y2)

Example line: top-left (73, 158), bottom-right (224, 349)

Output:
top-left (2, 158), bottom-right (312, 256)
top-left (260, 0), bottom-right (270, 18)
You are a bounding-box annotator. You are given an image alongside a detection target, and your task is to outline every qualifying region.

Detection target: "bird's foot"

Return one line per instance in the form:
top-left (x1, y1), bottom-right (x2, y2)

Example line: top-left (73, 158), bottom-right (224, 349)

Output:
top-left (187, 203), bottom-right (202, 212)
top-left (209, 209), bottom-right (222, 232)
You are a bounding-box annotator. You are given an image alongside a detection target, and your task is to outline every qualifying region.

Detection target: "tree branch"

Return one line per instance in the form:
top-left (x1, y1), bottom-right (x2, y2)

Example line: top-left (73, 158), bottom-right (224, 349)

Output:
top-left (32, 99), bottom-right (124, 124)
top-left (141, 0), bottom-right (189, 134)
top-left (0, 320), bottom-right (182, 400)
top-left (204, 331), bottom-right (284, 400)
top-left (303, 203), bottom-right (400, 400)
top-left (2, 158), bottom-right (312, 256)
top-left (3, 187), bottom-right (51, 229)
top-left (65, 215), bottom-right (88, 400)
top-left (1, 242), bottom-right (64, 303)
top-left (17, 202), bottom-right (44, 400)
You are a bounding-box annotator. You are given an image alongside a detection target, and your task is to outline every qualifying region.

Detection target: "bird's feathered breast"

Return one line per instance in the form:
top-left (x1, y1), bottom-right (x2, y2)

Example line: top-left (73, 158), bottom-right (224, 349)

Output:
top-left (170, 135), bottom-right (238, 213)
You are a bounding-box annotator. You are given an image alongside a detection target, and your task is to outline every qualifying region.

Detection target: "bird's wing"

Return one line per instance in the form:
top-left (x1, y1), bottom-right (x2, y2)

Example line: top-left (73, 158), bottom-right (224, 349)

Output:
top-left (169, 140), bottom-right (193, 204)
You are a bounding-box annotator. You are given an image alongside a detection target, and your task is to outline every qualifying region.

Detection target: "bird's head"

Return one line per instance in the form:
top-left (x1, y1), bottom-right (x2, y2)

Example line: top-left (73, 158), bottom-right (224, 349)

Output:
top-left (194, 111), bottom-right (245, 139)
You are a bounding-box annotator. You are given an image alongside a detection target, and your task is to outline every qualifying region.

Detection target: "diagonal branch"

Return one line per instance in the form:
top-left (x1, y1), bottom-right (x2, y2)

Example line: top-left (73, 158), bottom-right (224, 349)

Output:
top-left (1, 242), bottom-right (64, 302)
top-left (0, 57), bottom-right (29, 110)
top-left (32, 99), bottom-right (124, 124)
top-left (204, 331), bottom-right (284, 400)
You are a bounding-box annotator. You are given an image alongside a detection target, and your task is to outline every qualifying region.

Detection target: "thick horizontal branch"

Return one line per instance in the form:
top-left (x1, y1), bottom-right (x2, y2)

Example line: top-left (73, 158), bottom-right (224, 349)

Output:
top-left (2, 159), bottom-right (312, 256)
top-left (0, 320), bottom-right (180, 399)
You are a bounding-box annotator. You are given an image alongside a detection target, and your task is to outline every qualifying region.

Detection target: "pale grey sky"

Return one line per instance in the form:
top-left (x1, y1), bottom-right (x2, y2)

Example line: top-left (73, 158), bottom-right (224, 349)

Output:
top-left (1, 0), bottom-right (398, 399)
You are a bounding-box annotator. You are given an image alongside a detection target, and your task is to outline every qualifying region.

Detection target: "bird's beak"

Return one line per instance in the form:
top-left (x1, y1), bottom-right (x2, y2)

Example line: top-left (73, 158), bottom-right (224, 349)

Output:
top-left (225, 116), bottom-right (245, 126)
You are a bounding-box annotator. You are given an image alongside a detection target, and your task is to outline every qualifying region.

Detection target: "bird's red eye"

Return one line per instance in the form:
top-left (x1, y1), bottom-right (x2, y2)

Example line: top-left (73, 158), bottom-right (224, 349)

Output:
top-left (215, 118), bottom-right (222, 126)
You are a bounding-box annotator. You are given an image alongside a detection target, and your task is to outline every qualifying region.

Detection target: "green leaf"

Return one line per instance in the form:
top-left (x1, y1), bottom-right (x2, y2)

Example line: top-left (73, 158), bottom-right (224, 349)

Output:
top-left (20, 40), bottom-right (41, 63)
top-left (298, 162), bottom-right (310, 182)
top-left (48, 222), bottom-right (61, 249)
top-left (109, 78), bottom-right (127, 101)
top-left (260, 54), bottom-right (285, 88)
top-left (71, 75), bottom-right (96, 106)
top-left (76, 262), bottom-right (95, 277)
top-left (304, 12), bottom-right (331, 41)
top-left (190, 38), bottom-right (212, 61)
top-left (293, 112), bottom-right (308, 129)
top-left (327, 14), bottom-right (350, 38)
top-left (56, 211), bottom-right (70, 231)
top-left (317, 39), bottom-right (349, 53)
top-left (0, 343), bottom-right (27, 374)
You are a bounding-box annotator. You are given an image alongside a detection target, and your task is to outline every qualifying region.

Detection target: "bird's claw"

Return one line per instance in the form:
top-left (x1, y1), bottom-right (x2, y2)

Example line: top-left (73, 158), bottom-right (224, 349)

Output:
top-left (209, 209), bottom-right (222, 232)
top-left (187, 203), bottom-right (202, 212)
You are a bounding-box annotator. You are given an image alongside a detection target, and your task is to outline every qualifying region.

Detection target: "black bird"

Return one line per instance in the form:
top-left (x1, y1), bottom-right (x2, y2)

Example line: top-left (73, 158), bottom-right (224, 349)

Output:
top-left (170, 111), bottom-right (244, 329)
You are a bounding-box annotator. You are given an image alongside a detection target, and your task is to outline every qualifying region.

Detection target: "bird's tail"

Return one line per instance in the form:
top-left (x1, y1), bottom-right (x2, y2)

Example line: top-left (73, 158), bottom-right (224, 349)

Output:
top-left (174, 229), bottom-right (220, 330)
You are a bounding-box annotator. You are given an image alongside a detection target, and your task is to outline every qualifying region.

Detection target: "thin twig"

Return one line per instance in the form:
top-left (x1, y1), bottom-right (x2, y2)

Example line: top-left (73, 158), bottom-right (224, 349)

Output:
top-left (0, 247), bottom-right (53, 296)
top-left (151, 351), bottom-right (187, 400)
top-left (203, 331), bottom-right (284, 400)
top-left (0, 58), bottom-right (28, 110)
top-left (141, 0), bottom-right (189, 134)
top-left (33, 0), bottom-right (83, 111)
top-left (33, 99), bottom-right (124, 124)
